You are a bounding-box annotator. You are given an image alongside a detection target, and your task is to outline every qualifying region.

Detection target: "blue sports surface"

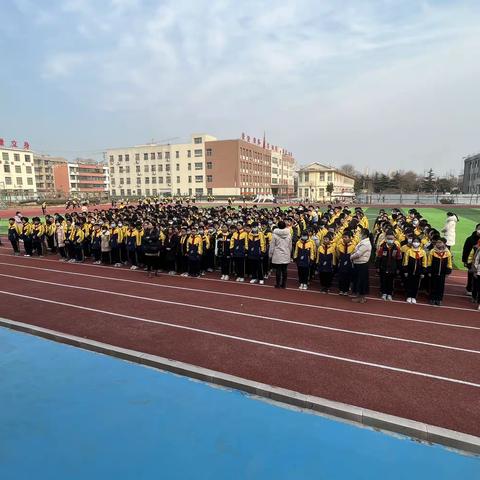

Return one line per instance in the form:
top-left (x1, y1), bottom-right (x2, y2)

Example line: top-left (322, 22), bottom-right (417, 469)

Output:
top-left (0, 327), bottom-right (478, 479)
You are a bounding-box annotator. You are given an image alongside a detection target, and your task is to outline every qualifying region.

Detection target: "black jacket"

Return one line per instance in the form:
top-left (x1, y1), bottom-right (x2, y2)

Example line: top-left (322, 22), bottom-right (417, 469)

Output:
top-left (142, 228), bottom-right (160, 255)
top-left (462, 231), bottom-right (480, 264)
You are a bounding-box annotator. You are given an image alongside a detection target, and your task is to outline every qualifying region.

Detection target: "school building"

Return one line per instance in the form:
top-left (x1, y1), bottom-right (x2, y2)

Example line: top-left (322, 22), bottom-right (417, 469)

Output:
top-left (462, 153), bottom-right (480, 193)
top-left (106, 133), bottom-right (296, 198)
top-left (297, 162), bottom-right (355, 202)
top-left (0, 142), bottom-right (37, 201)
top-left (33, 154), bottom-right (69, 198)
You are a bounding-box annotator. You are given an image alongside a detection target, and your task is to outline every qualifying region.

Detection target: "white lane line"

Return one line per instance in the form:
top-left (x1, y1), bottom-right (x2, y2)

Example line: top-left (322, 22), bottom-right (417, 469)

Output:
top-left (0, 289), bottom-right (479, 389)
top-left (0, 254), bottom-right (476, 315)
top-left (0, 261), bottom-right (478, 331)
top-left (1, 272), bottom-right (480, 356)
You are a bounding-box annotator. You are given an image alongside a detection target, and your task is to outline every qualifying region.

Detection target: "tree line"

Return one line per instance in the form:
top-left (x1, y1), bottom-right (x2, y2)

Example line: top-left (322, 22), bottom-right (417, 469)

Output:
top-left (339, 165), bottom-right (462, 194)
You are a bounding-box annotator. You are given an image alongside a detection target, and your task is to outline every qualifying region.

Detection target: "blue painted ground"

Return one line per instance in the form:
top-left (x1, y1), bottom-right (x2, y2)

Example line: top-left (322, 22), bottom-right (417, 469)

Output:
top-left (0, 327), bottom-right (479, 480)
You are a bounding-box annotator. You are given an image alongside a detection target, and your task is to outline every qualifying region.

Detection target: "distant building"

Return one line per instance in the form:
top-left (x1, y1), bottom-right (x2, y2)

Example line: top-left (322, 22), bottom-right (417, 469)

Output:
top-left (106, 133), bottom-right (295, 198)
top-left (54, 159), bottom-right (109, 198)
top-left (462, 154), bottom-right (480, 193)
top-left (33, 154), bottom-right (68, 198)
top-left (297, 162), bottom-right (355, 202)
top-left (0, 143), bottom-right (37, 200)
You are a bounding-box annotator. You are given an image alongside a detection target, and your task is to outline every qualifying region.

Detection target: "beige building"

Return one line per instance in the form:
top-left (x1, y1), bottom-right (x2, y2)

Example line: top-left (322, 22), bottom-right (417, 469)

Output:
top-left (0, 145), bottom-right (37, 201)
top-left (106, 134), bottom-right (217, 198)
top-left (297, 162), bottom-right (355, 202)
top-left (33, 154), bottom-right (68, 198)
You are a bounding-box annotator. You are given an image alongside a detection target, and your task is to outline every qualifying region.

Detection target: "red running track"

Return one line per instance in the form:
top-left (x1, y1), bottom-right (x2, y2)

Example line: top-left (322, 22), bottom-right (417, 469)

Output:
top-left (0, 251), bottom-right (479, 438)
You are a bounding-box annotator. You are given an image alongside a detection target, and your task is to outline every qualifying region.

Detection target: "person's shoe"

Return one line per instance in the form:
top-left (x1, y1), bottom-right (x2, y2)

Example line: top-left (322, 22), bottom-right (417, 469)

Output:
top-left (250, 279), bottom-right (257, 284)
top-left (169, 271), bottom-right (176, 275)
top-left (477, 304), bottom-right (480, 310)
top-left (23, 254), bottom-right (31, 257)
top-left (411, 298), bottom-right (417, 304)
top-left (207, 268), bottom-right (213, 273)
top-left (200, 271), bottom-right (206, 276)
top-left (114, 263), bottom-right (122, 267)
top-left (259, 280), bottom-right (264, 285)
top-left (224, 275), bottom-right (229, 281)
top-left (387, 295), bottom-right (393, 301)
top-left (299, 284), bottom-right (303, 290)
top-left (359, 296), bottom-right (367, 304)
top-left (429, 300), bottom-right (435, 305)
top-left (466, 290), bottom-right (472, 297)
top-left (181, 272), bottom-right (189, 277)
top-left (436, 301), bottom-right (442, 306)
top-left (325, 289), bottom-right (330, 294)
top-left (94, 261), bottom-right (101, 265)
top-left (130, 265), bottom-right (138, 270)
top-left (220, 275), bottom-right (225, 280)
top-left (406, 297), bottom-right (412, 303)
top-left (381, 294), bottom-right (387, 301)
top-left (352, 296), bottom-right (361, 303)
top-left (239, 278), bottom-right (245, 282)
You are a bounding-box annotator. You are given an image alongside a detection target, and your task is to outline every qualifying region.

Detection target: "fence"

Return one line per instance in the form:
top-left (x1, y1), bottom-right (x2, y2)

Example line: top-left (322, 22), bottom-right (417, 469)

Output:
top-left (356, 193), bottom-right (480, 206)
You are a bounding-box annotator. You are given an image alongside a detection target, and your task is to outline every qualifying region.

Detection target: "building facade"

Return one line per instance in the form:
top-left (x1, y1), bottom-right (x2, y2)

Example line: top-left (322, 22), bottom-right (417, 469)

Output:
top-left (53, 160), bottom-right (110, 197)
top-left (0, 144), bottom-right (37, 201)
top-left (297, 162), bottom-right (355, 202)
top-left (462, 153), bottom-right (480, 193)
top-left (33, 154), bottom-right (68, 198)
top-left (106, 134), bottom-right (295, 198)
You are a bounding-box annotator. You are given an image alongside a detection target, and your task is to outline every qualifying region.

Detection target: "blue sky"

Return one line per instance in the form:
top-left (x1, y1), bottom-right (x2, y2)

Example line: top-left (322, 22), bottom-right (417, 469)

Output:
top-left (1, 0), bottom-right (479, 174)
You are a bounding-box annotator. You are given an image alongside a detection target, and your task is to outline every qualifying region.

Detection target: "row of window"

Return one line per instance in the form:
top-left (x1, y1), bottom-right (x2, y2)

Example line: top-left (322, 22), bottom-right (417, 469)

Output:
top-left (300, 172), bottom-right (333, 182)
top-left (109, 149), bottom-right (206, 163)
top-left (2, 177), bottom-right (34, 186)
top-left (110, 187), bottom-right (208, 197)
top-left (4, 165), bottom-right (33, 174)
top-left (1, 152), bottom-right (31, 162)
top-left (112, 175), bottom-right (212, 186)
top-left (111, 162), bottom-right (213, 175)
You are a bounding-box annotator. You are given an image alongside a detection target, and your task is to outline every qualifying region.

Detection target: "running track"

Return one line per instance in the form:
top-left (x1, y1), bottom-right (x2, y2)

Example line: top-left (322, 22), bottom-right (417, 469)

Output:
top-left (0, 245), bottom-right (479, 439)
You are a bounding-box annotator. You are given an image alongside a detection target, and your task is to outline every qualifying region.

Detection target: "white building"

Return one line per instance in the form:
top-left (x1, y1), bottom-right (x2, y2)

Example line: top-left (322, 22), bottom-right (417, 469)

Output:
top-left (0, 144), bottom-right (37, 201)
top-left (106, 134), bottom-right (217, 198)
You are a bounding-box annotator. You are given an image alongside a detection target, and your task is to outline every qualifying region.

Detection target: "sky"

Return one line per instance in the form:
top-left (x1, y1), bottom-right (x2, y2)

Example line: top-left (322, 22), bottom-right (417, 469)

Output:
top-left (1, 0), bottom-right (479, 175)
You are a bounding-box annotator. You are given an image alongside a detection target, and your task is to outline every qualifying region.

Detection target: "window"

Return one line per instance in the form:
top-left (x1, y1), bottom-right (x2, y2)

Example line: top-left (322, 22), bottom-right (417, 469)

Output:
top-left (137, 189), bottom-right (142, 195)
top-left (136, 177), bottom-right (141, 185)
top-left (175, 151), bottom-right (179, 158)
top-left (165, 164), bottom-right (170, 172)
top-left (206, 162), bottom-right (212, 169)
top-left (125, 166), bottom-right (130, 173)
top-left (194, 149), bottom-right (202, 157)
top-left (176, 176), bottom-right (180, 183)
top-left (144, 153), bottom-right (148, 160)
top-left (4, 165), bottom-right (10, 173)
top-left (188, 163), bottom-right (191, 171)
top-left (206, 148), bottom-right (212, 156)
top-left (188, 176), bottom-right (192, 183)
top-left (194, 137), bottom-right (202, 144)
top-left (304, 172), bottom-right (309, 182)
top-left (165, 152), bottom-right (170, 160)
top-left (14, 154), bottom-right (20, 161)
top-left (120, 189), bottom-right (125, 196)
top-left (144, 165), bottom-right (149, 173)
top-left (157, 152), bottom-right (162, 159)
top-left (207, 175), bottom-right (212, 182)
top-left (5, 177), bottom-right (11, 185)
top-left (187, 150), bottom-right (191, 158)
top-left (118, 155), bottom-right (123, 161)
top-left (119, 178), bottom-right (124, 185)
top-left (146, 189), bottom-right (150, 196)
top-left (119, 166), bottom-right (124, 174)
top-left (194, 162), bottom-right (203, 170)
top-left (195, 188), bottom-right (203, 195)
top-left (16, 177), bottom-right (23, 185)
top-left (15, 165), bottom-right (21, 173)
top-left (112, 178), bottom-right (117, 186)
top-left (109, 155), bottom-right (114, 162)
top-left (176, 163), bottom-right (180, 171)
top-left (152, 177), bottom-right (157, 184)
top-left (188, 188), bottom-right (192, 195)
top-left (177, 188), bottom-right (181, 195)
top-left (319, 172), bottom-right (325, 181)
top-left (207, 188), bottom-right (212, 195)
top-left (195, 175), bottom-right (203, 182)
top-left (135, 153), bottom-right (140, 161)
top-left (24, 155), bottom-right (31, 162)
top-left (111, 189), bottom-right (116, 196)
top-left (159, 177), bottom-right (164, 184)
top-left (152, 189), bottom-right (157, 196)
top-left (159, 165), bottom-right (163, 172)
top-left (327, 173), bottom-right (332, 181)
top-left (126, 178), bottom-right (131, 185)
top-left (151, 153), bottom-right (155, 160)
top-left (145, 177), bottom-right (150, 184)
top-left (136, 165), bottom-right (141, 173)
top-left (151, 165), bottom-right (156, 173)
top-left (166, 176), bottom-right (171, 184)
top-left (127, 189), bottom-right (132, 196)
top-left (27, 178), bottom-right (33, 185)
top-left (125, 154), bottom-right (129, 161)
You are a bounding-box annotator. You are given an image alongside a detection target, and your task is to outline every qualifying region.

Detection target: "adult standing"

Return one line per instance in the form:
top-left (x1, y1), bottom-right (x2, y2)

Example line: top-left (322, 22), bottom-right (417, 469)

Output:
top-left (462, 223), bottom-right (480, 297)
top-left (269, 221), bottom-right (292, 289)
top-left (350, 228), bottom-right (372, 303)
top-left (441, 212), bottom-right (458, 250)
top-left (142, 221), bottom-right (161, 277)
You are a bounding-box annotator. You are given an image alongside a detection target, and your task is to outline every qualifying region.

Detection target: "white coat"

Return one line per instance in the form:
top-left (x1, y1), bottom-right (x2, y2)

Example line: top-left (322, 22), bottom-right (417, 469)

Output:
top-left (269, 228), bottom-right (292, 265)
top-left (442, 216), bottom-right (457, 247)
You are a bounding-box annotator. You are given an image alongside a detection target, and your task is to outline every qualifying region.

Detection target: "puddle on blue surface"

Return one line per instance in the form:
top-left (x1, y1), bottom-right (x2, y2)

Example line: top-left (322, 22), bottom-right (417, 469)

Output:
top-left (0, 327), bottom-right (479, 480)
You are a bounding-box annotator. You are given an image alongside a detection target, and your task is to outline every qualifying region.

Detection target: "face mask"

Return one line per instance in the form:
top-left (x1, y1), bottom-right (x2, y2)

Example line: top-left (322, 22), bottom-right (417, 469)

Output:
top-left (252, 229), bottom-right (258, 234)
top-left (386, 239), bottom-right (394, 245)
top-left (301, 236), bottom-right (308, 241)
top-left (437, 245), bottom-right (445, 250)
top-left (412, 221), bottom-right (419, 226)
top-left (111, 223), bottom-right (116, 228)
top-left (477, 230), bottom-right (480, 235)
top-left (199, 230), bottom-right (204, 235)
top-left (412, 242), bottom-right (420, 248)
top-left (407, 238), bottom-right (413, 244)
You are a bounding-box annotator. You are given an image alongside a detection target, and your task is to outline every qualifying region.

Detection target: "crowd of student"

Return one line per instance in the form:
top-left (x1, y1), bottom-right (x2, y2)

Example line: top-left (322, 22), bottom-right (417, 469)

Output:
top-left (5, 200), bottom-right (479, 308)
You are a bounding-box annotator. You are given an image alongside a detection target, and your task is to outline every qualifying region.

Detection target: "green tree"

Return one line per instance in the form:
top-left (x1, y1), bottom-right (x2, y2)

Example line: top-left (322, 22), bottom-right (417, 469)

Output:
top-left (422, 169), bottom-right (436, 192)
top-left (326, 182), bottom-right (334, 200)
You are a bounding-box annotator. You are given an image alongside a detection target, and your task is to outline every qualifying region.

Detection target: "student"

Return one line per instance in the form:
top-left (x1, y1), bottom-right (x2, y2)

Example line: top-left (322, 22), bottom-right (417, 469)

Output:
top-left (100, 224), bottom-right (112, 264)
top-left (71, 224), bottom-right (85, 263)
top-left (442, 212), bottom-right (458, 250)
top-left (41, 201), bottom-right (47, 215)
top-left (269, 221), bottom-right (292, 289)
top-left (198, 227), bottom-right (211, 276)
top-left (427, 237), bottom-right (452, 306)
top-left (186, 227), bottom-right (203, 277)
top-left (55, 219), bottom-right (68, 261)
top-left (462, 224), bottom-right (480, 297)
top-left (336, 230), bottom-right (355, 295)
top-left (45, 217), bottom-right (56, 253)
top-left (163, 227), bottom-right (179, 275)
top-left (247, 226), bottom-right (266, 284)
top-left (142, 221), bottom-right (161, 277)
top-left (375, 231), bottom-right (402, 301)
top-left (90, 224), bottom-right (102, 264)
top-left (317, 234), bottom-right (337, 293)
top-left (178, 227), bottom-right (189, 276)
top-left (8, 218), bottom-right (21, 255)
top-left (403, 237), bottom-right (427, 304)
top-left (230, 222), bottom-right (248, 282)
top-left (350, 228), bottom-right (372, 304)
top-left (110, 222), bottom-right (123, 267)
top-left (31, 217), bottom-right (45, 257)
top-left (293, 231), bottom-right (316, 290)
top-left (216, 225), bottom-right (232, 280)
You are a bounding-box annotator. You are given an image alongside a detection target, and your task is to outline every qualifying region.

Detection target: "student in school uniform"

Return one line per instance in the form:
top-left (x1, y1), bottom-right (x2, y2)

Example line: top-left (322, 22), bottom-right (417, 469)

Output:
top-left (230, 222), bottom-right (248, 282)
top-left (427, 237), bottom-right (452, 306)
top-left (336, 230), bottom-right (356, 295)
top-left (216, 225), bottom-right (232, 280)
top-left (178, 227), bottom-right (189, 276)
top-left (71, 224), bottom-right (85, 263)
top-left (375, 230), bottom-right (402, 301)
top-left (462, 224), bottom-right (480, 298)
top-left (199, 227), bottom-right (211, 276)
top-left (261, 223), bottom-right (272, 279)
top-left (31, 217), bottom-right (45, 257)
top-left (186, 227), bottom-right (203, 277)
top-left (8, 218), bottom-right (21, 255)
top-left (247, 226), bottom-right (266, 284)
top-left (317, 234), bottom-right (337, 293)
top-left (90, 224), bottom-right (102, 264)
top-left (293, 231), bottom-right (316, 290)
top-left (142, 221), bottom-right (161, 277)
top-left (55, 219), bottom-right (68, 261)
top-left (44, 217), bottom-right (56, 254)
top-left (402, 237), bottom-right (427, 304)
top-left (110, 222), bottom-right (124, 268)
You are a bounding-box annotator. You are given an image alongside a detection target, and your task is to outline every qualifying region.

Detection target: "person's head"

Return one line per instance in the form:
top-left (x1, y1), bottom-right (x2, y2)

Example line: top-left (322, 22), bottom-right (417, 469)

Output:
top-left (8, 217), bottom-right (14, 225)
top-left (360, 228), bottom-right (370, 240)
top-left (245, 224), bottom-right (252, 234)
top-left (300, 232), bottom-right (308, 241)
top-left (412, 217), bottom-right (420, 227)
top-left (221, 225), bottom-right (228, 234)
top-left (323, 234), bottom-right (333, 245)
top-left (32, 217), bottom-right (40, 225)
top-left (236, 222), bottom-right (243, 231)
top-left (436, 238), bottom-right (447, 250)
top-left (143, 221), bottom-right (151, 230)
top-left (385, 231), bottom-right (395, 245)
top-left (342, 231), bottom-right (352, 243)
top-left (412, 237), bottom-right (421, 249)
top-left (191, 227), bottom-right (197, 235)
top-left (277, 220), bottom-right (286, 230)
top-left (476, 223), bottom-right (480, 236)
